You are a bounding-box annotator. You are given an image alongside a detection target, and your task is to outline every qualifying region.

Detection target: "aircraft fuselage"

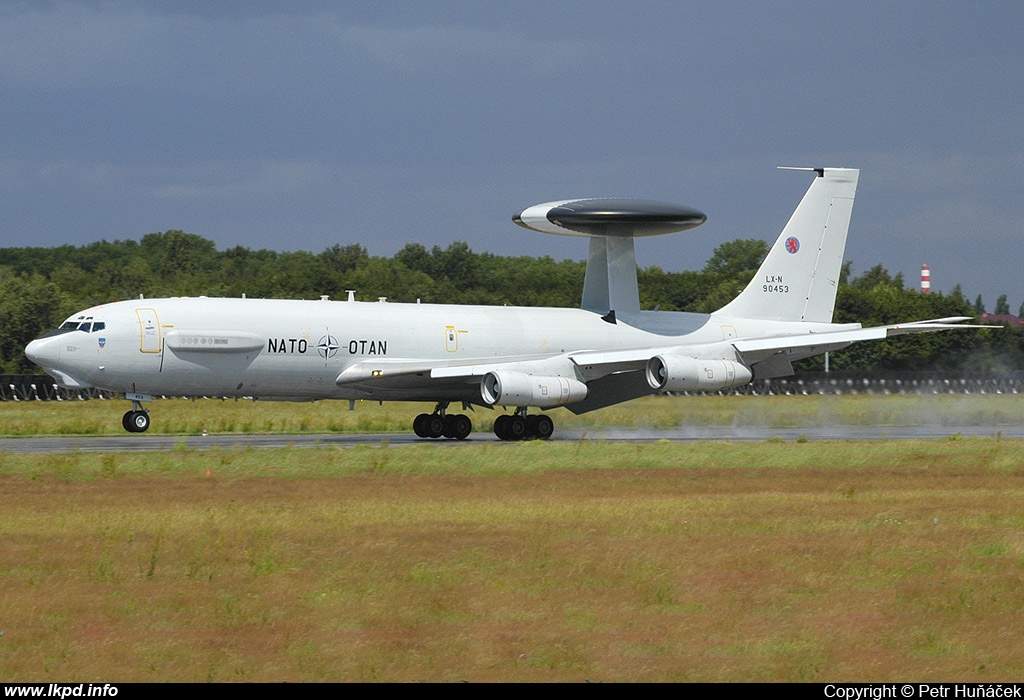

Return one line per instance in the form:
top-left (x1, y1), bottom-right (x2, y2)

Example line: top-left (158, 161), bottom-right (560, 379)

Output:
top-left (27, 296), bottom-right (747, 402)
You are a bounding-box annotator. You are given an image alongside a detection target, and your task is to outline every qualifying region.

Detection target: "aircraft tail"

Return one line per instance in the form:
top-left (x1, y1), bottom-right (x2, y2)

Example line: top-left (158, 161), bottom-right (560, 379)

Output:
top-left (715, 167), bottom-right (859, 323)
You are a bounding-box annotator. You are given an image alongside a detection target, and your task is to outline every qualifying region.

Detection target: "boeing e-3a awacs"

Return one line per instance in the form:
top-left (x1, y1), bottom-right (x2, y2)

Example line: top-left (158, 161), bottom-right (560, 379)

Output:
top-left (25, 167), bottom-right (981, 439)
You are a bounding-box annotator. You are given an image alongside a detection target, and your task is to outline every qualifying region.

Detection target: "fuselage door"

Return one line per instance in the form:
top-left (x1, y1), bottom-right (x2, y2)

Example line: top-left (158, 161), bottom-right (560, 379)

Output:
top-left (136, 308), bottom-right (162, 353)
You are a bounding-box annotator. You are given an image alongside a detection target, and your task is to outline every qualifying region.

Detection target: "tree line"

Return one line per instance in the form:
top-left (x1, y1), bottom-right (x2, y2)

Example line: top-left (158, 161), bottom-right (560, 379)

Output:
top-left (1, 230), bottom-right (1020, 374)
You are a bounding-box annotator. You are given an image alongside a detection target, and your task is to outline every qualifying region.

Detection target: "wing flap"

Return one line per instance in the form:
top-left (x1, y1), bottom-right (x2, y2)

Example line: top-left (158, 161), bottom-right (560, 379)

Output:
top-left (335, 354), bottom-right (564, 386)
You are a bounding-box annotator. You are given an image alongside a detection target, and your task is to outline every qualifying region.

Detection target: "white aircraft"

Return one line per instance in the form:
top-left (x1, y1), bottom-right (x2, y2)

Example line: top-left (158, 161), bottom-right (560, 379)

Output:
top-left (25, 167), bottom-right (981, 439)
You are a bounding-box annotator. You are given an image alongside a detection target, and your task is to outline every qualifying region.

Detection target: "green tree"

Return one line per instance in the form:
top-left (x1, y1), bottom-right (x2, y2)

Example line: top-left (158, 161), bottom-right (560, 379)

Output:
top-left (0, 232), bottom-right (1006, 375)
top-left (140, 231), bottom-right (218, 277)
top-left (850, 264), bottom-right (904, 291)
top-left (688, 239), bottom-right (769, 312)
top-left (341, 258), bottom-right (438, 303)
top-left (703, 239), bottom-right (769, 276)
top-left (810, 264), bottom-right (984, 372)
top-left (320, 243), bottom-right (368, 273)
top-left (394, 243), bottom-right (432, 274)
top-left (0, 269), bottom-right (71, 373)
top-left (431, 241), bottom-right (478, 290)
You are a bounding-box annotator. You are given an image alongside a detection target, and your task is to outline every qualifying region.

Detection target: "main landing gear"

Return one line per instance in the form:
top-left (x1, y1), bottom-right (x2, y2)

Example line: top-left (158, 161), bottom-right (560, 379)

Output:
top-left (413, 403), bottom-right (473, 440)
top-left (493, 408), bottom-right (554, 441)
top-left (410, 404), bottom-right (555, 441)
top-left (121, 398), bottom-right (151, 433)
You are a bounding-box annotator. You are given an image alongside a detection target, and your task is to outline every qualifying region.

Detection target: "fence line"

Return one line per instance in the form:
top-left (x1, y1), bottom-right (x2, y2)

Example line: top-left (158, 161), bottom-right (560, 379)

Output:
top-left (722, 372), bottom-right (1024, 397)
top-left (0, 375), bottom-right (116, 401)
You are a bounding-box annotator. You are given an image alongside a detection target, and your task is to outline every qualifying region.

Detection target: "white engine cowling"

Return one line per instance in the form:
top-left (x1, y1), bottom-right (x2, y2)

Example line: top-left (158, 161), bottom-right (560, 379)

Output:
top-left (480, 370), bottom-right (588, 407)
top-left (645, 355), bottom-right (753, 392)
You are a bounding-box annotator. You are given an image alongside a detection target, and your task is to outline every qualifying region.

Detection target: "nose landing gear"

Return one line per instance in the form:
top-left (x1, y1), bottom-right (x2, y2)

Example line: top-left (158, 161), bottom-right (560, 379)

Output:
top-left (121, 393), bottom-right (152, 433)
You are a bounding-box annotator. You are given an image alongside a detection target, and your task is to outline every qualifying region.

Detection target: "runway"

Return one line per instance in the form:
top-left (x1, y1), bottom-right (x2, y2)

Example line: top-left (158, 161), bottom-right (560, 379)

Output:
top-left (1, 424), bottom-right (1021, 453)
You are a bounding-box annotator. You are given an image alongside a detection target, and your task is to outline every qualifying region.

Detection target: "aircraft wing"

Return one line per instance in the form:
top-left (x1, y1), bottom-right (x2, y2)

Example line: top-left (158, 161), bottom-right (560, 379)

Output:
top-left (335, 349), bottom-right (658, 408)
top-left (334, 317), bottom-right (988, 407)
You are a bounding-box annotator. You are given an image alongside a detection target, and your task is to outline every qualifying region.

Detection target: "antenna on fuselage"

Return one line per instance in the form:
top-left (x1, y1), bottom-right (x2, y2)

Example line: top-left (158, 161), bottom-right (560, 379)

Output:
top-left (512, 199), bottom-right (706, 317)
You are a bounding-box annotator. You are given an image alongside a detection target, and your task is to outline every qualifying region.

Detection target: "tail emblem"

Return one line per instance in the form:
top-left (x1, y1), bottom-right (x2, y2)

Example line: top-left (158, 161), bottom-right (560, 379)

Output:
top-left (785, 236), bottom-right (800, 254)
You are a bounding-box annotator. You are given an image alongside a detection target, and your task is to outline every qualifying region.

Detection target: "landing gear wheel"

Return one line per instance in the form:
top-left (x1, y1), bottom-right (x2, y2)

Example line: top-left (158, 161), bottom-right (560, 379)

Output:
top-left (442, 414), bottom-right (457, 439)
top-left (494, 414), bottom-right (532, 441)
top-left (494, 412), bottom-right (553, 441)
top-left (450, 414), bottom-right (472, 440)
top-left (494, 414), bottom-right (512, 441)
top-left (508, 415), bottom-right (527, 440)
top-left (414, 403), bottom-right (471, 440)
top-left (530, 414), bottom-right (554, 440)
top-left (125, 410), bottom-right (150, 433)
top-left (426, 414), bottom-right (445, 439)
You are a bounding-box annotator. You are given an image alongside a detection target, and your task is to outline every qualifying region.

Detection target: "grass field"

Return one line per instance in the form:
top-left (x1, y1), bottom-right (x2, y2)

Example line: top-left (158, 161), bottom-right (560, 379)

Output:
top-left (1, 395), bottom-right (1023, 682)
top-left (3, 391), bottom-right (1024, 436)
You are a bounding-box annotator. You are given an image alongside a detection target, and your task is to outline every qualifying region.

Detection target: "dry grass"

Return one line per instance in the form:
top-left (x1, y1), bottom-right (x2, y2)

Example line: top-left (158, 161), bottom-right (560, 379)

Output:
top-left (2, 439), bottom-right (1024, 682)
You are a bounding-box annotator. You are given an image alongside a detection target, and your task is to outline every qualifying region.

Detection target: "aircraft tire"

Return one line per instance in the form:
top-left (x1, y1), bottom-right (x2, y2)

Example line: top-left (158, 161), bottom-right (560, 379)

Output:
top-left (426, 414), bottom-right (445, 439)
top-left (122, 411), bottom-right (134, 432)
top-left (532, 415), bottom-right (554, 440)
top-left (128, 410), bottom-right (150, 433)
top-left (442, 414), bottom-right (457, 438)
top-left (451, 414), bottom-right (472, 440)
top-left (493, 414), bottom-right (512, 441)
top-left (413, 413), bottom-right (431, 438)
top-left (508, 415), bottom-right (527, 440)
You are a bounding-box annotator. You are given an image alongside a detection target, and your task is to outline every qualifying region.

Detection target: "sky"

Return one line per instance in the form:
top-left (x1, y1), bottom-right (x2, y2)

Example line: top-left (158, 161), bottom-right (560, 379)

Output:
top-left (2, 1), bottom-right (1022, 310)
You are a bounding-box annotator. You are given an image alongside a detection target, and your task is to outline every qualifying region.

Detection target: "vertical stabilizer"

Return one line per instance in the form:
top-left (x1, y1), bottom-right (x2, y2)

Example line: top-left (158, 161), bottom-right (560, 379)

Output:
top-left (715, 167), bottom-right (859, 323)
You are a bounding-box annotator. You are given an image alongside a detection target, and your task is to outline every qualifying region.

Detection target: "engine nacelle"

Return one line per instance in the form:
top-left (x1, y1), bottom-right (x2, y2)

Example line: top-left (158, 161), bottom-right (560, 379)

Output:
top-left (645, 355), bottom-right (753, 392)
top-left (480, 370), bottom-right (588, 408)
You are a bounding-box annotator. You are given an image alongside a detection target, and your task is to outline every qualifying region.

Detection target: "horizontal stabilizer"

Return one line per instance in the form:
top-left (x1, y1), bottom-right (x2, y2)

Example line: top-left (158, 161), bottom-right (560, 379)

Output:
top-left (733, 318), bottom-right (988, 364)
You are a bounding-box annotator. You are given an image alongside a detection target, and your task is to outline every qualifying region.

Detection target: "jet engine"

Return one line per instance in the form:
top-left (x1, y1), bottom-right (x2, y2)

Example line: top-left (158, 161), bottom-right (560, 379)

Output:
top-left (480, 370), bottom-right (588, 408)
top-left (645, 355), bottom-right (753, 392)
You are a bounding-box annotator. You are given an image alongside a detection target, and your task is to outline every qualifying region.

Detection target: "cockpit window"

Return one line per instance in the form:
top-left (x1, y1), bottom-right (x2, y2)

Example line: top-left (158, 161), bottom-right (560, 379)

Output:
top-left (55, 316), bottom-right (104, 333)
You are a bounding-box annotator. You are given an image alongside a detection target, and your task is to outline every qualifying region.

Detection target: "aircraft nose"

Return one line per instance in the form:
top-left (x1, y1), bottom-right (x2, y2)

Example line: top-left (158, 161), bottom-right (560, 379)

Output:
top-left (25, 335), bottom-right (61, 368)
